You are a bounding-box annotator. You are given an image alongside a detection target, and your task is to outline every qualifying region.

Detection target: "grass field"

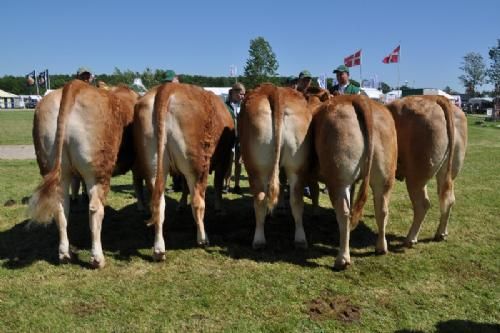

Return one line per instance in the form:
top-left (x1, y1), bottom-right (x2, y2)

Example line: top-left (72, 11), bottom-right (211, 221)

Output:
top-left (0, 115), bottom-right (499, 332)
top-left (0, 110), bottom-right (34, 145)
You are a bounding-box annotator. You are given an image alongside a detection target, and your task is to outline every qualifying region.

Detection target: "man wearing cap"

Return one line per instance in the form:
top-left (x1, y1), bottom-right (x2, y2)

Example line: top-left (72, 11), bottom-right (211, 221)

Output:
top-left (330, 65), bottom-right (360, 95)
top-left (296, 70), bottom-right (312, 92)
top-left (224, 82), bottom-right (245, 194)
top-left (76, 67), bottom-right (93, 84)
top-left (163, 69), bottom-right (179, 83)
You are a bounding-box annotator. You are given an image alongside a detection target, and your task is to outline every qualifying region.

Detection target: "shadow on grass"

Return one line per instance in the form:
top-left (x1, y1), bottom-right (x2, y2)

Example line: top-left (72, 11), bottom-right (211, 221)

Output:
top-left (395, 319), bottom-right (500, 333)
top-left (0, 184), bottom-right (411, 269)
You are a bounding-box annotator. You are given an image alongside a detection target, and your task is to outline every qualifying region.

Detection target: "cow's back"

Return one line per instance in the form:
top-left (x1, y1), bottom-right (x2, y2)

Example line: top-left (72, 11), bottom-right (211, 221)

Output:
top-left (389, 96), bottom-right (452, 182)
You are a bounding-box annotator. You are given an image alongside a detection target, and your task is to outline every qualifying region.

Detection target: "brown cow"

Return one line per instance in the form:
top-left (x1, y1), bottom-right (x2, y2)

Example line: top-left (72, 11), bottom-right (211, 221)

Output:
top-left (134, 83), bottom-right (234, 261)
top-left (387, 96), bottom-right (467, 246)
top-left (28, 80), bottom-right (139, 268)
top-left (239, 84), bottom-right (314, 249)
top-left (312, 95), bottom-right (397, 269)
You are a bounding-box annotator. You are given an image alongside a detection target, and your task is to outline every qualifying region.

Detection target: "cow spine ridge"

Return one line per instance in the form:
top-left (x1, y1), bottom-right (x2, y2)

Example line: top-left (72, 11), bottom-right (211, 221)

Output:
top-left (350, 96), bottom-right (375, 230)
top-left (28, 81), bottom-right (79, 223)
top-left (267, 85), bottom-right (283, 211)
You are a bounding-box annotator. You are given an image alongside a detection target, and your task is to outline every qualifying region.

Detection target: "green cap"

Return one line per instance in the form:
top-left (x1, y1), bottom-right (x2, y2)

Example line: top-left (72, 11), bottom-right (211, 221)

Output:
top-left (77, 67), bottom-right (92, 75)
top-left (162, 69), bottom-right (176, 82)
top-left (299, 70), bottom-right (312, 78)
top-left (333, 65), bottom-right (349, 74)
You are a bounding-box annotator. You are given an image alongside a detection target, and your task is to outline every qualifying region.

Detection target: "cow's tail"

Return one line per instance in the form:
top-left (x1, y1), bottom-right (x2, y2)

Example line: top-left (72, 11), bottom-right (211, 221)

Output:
top-left (147, 85), bottom-right (171, 227)
top-left (28, 81), bottom-right (77, 223)
top-left (435, 96), bottom-right (455, 201)
top-left (350, 96), bottom-right (375, 230)
top-left (266, 85), bottom-right (283, 212)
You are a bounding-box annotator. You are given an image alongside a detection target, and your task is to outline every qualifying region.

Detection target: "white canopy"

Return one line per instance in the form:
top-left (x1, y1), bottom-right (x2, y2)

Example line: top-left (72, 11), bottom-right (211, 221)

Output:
top-left (0, 89), bottom-right (18, 98)
top-left (361, 87), bottom-right (384, 100)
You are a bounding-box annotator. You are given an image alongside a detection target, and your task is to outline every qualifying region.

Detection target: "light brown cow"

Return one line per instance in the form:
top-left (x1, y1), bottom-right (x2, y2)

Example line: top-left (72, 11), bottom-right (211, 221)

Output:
top-left (28, 80), bottom-right (139, 268)
top-left (387, 96), bottom-right (467, 246)
top-left (239, 83), bottom-right (314, 249)
top-left (33, 86), bottom-right (144, 209)
top-left (134, 83), bottom-right (234, 261)
top-left (312, 95), bottom-right (397, 269)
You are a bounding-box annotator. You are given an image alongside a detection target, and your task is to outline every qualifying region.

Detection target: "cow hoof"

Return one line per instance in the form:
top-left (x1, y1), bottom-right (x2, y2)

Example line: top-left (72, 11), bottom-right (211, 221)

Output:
top-left (294, 240), bottom-right (308, 249)
top-left (434, 233), bottom-right (448, 242)
top-left (90, 257), bottom-right (106, 269)
top-left (198, 239), bottom-right (210, 247)
top-left (59, 253), bottom-right (72, 264)
top-left (404, 239), bottom-right (417, 248)
top-left (375, 248), bottom-right (388, 255)
top-left (333, 259), bottom-right (351, 271)
top-left (152, 250), bottom-right (166, 262)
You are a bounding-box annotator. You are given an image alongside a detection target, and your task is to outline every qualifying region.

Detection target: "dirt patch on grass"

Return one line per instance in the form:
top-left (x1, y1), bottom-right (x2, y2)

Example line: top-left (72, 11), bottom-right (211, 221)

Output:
top-left (306, 290), bottom-right (361, 323)
top-left (70, 299), bottom-right (107, 317)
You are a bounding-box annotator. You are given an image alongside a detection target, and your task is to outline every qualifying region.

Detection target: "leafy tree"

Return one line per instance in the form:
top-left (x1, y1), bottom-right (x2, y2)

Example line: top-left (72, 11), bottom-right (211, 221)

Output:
top-left (379, 82), bottom-right (391, 93)
top-left (459, 52), bottom-right (486, 96)
top-left (243, 36), bottom-right (279, 88)
top-left (487, 39), bottom-right (500, 95)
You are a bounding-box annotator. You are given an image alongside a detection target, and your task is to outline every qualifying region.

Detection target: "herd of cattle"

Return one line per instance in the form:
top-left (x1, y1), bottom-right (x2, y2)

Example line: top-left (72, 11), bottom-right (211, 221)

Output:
top-left (27, 80), bottom-right (468, 270)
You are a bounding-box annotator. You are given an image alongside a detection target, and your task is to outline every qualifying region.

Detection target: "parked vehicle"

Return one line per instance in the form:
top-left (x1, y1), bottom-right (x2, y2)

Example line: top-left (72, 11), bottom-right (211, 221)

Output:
top-left (465, 98), bottom-right (494, 114)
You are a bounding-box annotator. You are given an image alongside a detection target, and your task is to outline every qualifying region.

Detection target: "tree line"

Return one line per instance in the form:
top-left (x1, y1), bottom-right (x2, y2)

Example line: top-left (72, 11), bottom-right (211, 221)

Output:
top-left (2, 37), bottom-right (498, 97)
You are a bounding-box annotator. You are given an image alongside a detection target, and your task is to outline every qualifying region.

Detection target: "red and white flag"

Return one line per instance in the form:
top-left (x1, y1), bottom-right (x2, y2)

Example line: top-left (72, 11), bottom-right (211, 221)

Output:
top-left (382, 45), bottom-right (400, 64)
top-left (344, 49), bottom-right (361, 67)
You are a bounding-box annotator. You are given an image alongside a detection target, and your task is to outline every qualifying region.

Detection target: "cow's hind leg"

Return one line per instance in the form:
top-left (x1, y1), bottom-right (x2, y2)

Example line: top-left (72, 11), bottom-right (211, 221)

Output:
top-left (405, 181), bottom-right (431, 247)
top-left (331, 186), bottom-right (352, 270)
top-left (252, 178), bottom-right (268, 249)
top-left (288, 172), bottom-right (307, 249)
top-left (372, 183), bottom-right (392, 255)
top-left (186, 174), bottom-right (209, 246)
top-left (85, 180), bottom-right (106, 269)
top-left (434, 167), bottom-right (456, 241)
top-left (56, 174), bottom-right (72, 263)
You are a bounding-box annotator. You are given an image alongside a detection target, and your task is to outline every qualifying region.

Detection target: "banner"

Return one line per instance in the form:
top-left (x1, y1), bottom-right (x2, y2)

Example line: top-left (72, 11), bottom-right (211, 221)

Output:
top-left (382, 45), bottom-right (400, 64)
top-left (344, 50), bottom-right (361, 67)
top-left (317, 74), bottom-right (327, 89)
top-left (26, 70), bottom-right (36, 86)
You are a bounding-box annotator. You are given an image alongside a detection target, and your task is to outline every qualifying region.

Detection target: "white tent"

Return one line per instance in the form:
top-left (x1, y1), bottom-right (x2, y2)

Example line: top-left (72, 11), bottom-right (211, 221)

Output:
top-left (0, 89), bottom-right (22, 109)
top-left (204, 87), bottom-right (230, 102)
top-left (361, 87), bottom-right (384, 101)
top-left (384, 90), bottom-right (402, 104)
top-left (422, 88), bottom-right (455, 101)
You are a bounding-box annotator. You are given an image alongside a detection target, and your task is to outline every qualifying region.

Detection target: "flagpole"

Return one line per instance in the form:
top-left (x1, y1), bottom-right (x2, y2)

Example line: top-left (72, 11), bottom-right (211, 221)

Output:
top-left (398, 42), bottom-right (401, 89)
top-left (35, 70), bottom-right (40, 96)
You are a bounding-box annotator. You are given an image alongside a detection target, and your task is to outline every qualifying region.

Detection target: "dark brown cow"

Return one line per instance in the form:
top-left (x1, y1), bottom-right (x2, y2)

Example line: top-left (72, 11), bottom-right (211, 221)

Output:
top-left (28, 80), bottom-right (139, 268)
top-left (239, 84), bottom-right (314, 249)
top-left (387, 95), bottom-right (467, 246)
top-left (312, 95), bottom-right (398, 269)
top-left (134, 83), bottom-right (234, 261)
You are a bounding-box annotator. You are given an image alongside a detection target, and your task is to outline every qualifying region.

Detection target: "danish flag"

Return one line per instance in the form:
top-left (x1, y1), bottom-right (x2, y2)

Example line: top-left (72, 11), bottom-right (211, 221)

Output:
top-left (344, 50), bottom-right (362, 67)
top-left (383, 45), bottom-right (400, 64)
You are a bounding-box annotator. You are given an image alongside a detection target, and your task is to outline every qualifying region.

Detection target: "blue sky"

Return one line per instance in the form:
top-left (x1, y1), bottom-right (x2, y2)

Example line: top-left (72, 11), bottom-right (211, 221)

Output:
top-left (1, 0), bottom-right (499, 92)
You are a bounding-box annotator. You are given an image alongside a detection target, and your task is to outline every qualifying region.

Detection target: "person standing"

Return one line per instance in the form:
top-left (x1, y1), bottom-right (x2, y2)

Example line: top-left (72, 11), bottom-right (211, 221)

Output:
top-left (330, 65), bottom-right (360, 95)
top-left (224, 82), bottom-right (245, 194)
top-left (296, 70), bottom-right (312, 92)
top-left (76, 67), bottom-right (94, 84)
top-left (162, 69), bottom-right (179, 83)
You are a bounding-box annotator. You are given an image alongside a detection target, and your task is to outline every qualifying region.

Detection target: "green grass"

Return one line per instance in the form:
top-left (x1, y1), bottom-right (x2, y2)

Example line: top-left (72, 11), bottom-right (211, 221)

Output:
top-left (0, 116), bottom-right (499, 332)
top-left (0, 110), bottom-right (34, 145)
